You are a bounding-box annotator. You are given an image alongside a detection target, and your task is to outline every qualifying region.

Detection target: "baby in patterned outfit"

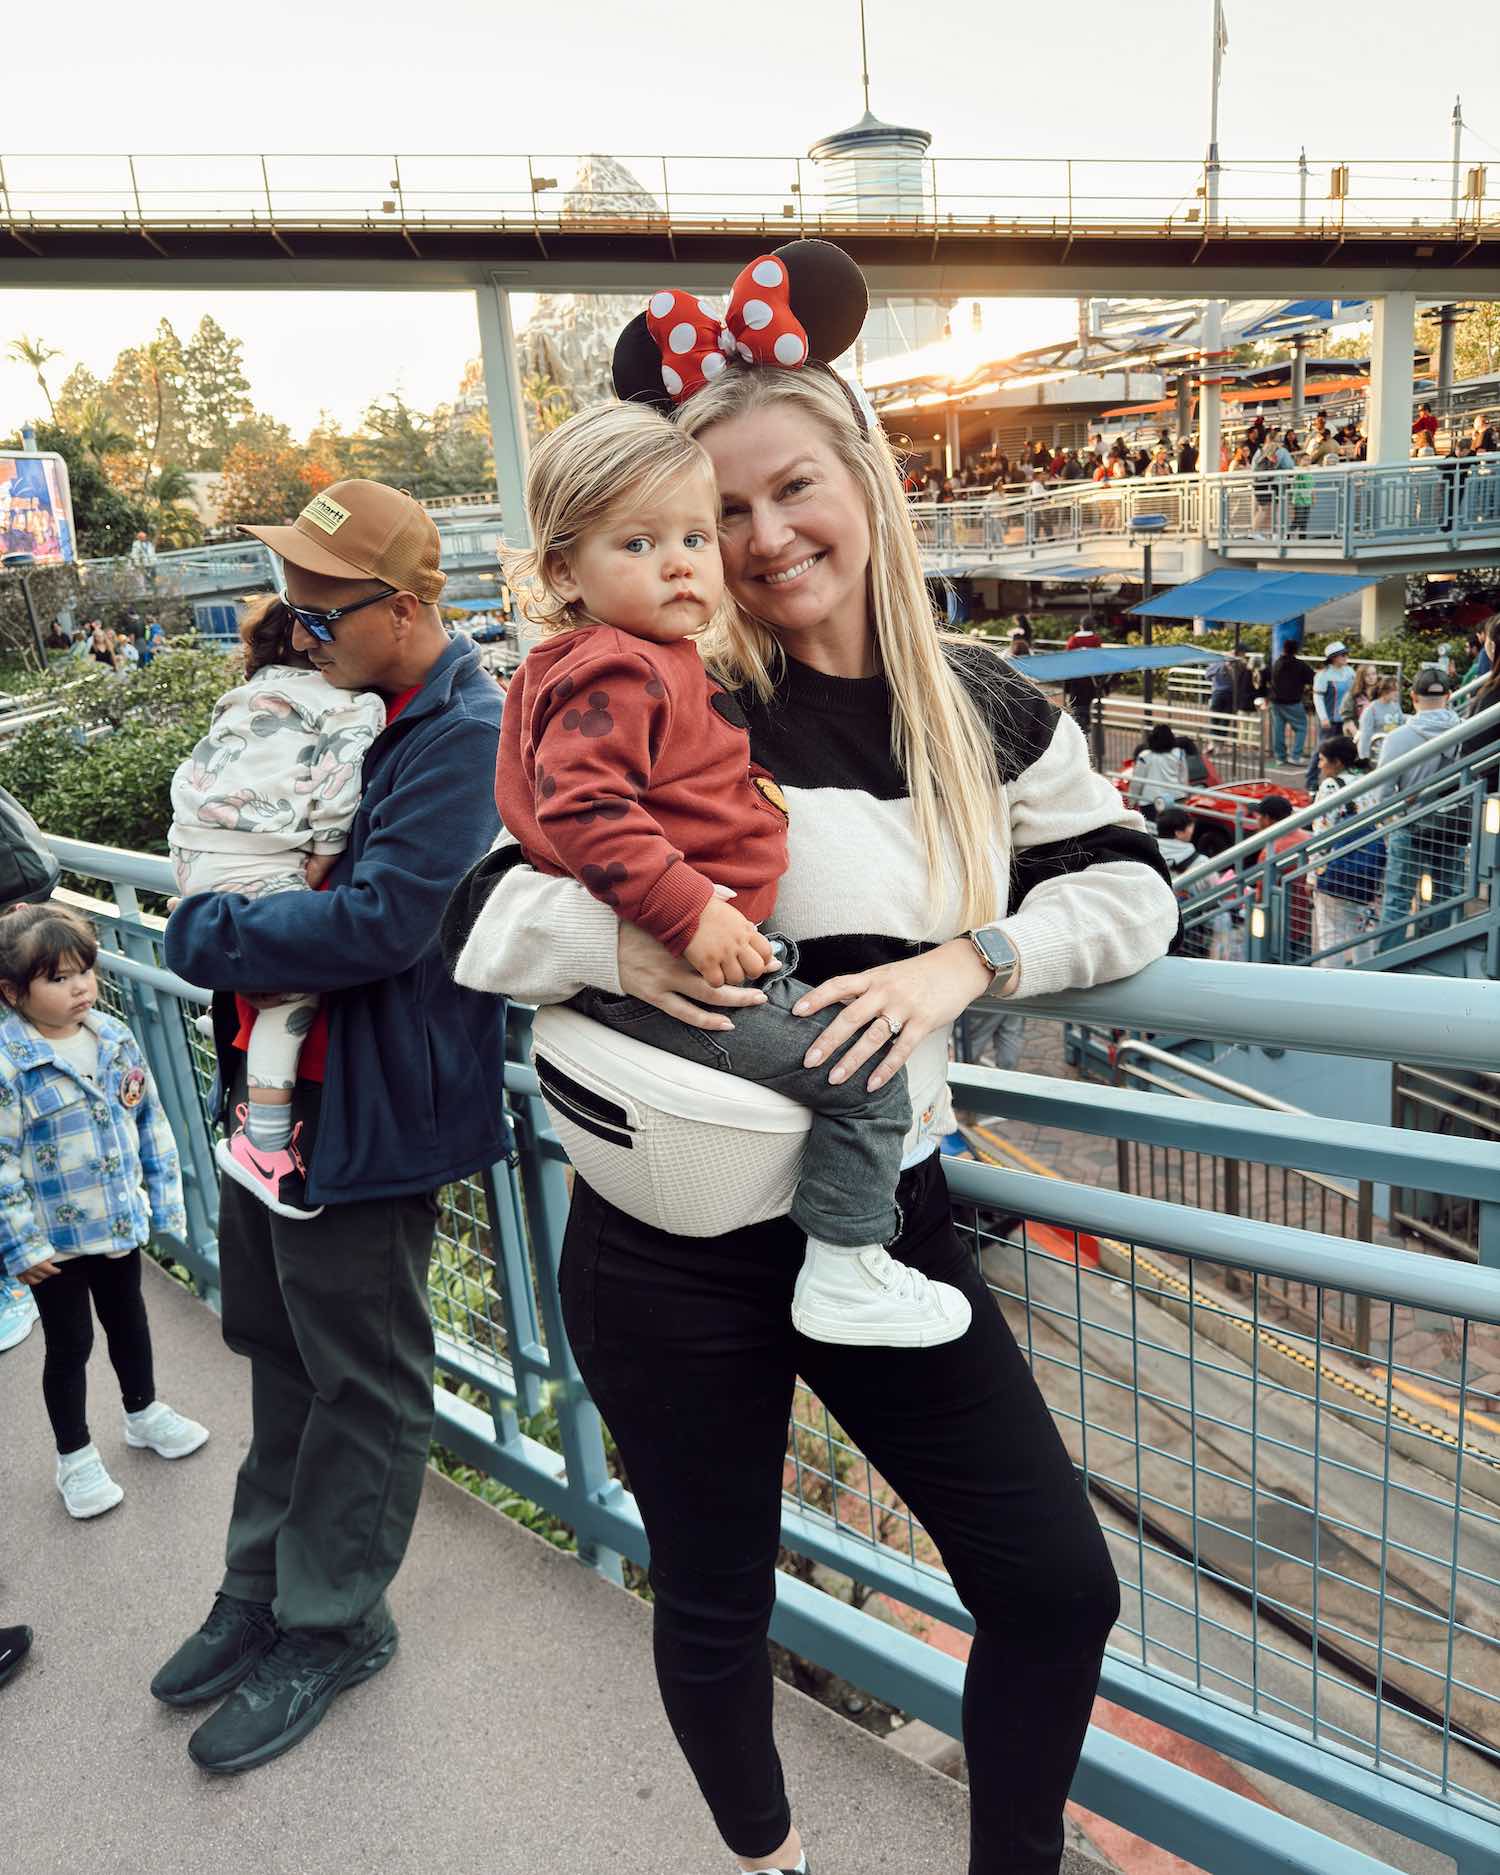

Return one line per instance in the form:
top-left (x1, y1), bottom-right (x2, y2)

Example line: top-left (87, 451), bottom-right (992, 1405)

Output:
top-left (169, 596), bottom-right (384, 1216)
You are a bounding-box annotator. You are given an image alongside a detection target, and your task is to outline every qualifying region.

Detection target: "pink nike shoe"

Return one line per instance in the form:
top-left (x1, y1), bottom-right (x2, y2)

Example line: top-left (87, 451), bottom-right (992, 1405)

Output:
top-left (215, 1108), bottom-right (323, 1220)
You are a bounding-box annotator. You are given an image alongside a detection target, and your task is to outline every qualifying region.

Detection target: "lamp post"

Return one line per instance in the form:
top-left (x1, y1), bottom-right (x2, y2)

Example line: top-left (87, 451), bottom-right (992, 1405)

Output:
top-left (1129, 512), bottom-right (1168, 706)
top-left (1, 553), bottom-right (49, 671)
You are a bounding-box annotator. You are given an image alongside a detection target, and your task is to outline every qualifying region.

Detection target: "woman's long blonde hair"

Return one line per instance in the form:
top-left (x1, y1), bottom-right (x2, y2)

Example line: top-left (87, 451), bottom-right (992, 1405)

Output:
top-left (503, 402), bottom-right (715, 634)
top-left (677, 365), bottom-right (1005, 930)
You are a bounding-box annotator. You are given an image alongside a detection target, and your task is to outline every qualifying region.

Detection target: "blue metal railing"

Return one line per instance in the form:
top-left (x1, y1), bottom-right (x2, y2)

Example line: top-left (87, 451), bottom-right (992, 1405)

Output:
top-left (910, 456), bottom-right (1500, 570)
top-left (42, 833), bottom-right (1500, 1875)
top-left (1176, 696), bottom-right (1500, 973)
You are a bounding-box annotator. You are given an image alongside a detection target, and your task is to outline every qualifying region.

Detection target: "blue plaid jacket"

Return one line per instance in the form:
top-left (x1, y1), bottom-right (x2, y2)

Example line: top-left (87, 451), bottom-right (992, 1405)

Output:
top-left (0, 1010), bottom-right (187, 1277)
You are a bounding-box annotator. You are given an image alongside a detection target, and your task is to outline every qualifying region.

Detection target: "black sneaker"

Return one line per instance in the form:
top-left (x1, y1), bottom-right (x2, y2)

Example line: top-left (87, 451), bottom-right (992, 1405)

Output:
top-left (151, 1592), bottom-right (278, 1707)
top-left (0, 1624), bottom-right (32, 1687)
top-left (187, 1605), bottom-right (397, 1774)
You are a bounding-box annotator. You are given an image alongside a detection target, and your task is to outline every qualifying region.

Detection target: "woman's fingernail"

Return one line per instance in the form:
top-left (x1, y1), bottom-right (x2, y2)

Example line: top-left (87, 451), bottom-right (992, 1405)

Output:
top-left (805, 1048), bottom-right (823, 1066)
top-left (715, 1020), bottom-right (735, 1031)
top-left (869, 1074), bottom-right (885, 1090)
top-left (793, 1000), bottom-right (809, 1015)
top-left (829, 1067), bottom-right (845, 1084)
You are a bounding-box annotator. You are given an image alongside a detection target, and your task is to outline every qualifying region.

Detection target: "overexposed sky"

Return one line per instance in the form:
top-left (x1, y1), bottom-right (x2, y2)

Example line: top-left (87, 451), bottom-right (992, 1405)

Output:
top-left (3, 0), bottom-right (1496, 437)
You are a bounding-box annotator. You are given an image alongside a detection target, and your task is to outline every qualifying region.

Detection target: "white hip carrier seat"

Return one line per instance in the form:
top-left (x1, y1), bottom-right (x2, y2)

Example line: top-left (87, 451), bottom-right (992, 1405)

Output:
top-left (530, 1004), bottom-right (811, 1237)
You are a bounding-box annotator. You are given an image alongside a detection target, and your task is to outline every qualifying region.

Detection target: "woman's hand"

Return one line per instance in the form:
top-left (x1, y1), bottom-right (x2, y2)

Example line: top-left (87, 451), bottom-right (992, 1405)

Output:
top-left (617, 921), bottom-right (772, 1032)
top-left (18, 1257), bottom-right (61, 1285)
top-left (792, 939), bottom-right (997, 1092)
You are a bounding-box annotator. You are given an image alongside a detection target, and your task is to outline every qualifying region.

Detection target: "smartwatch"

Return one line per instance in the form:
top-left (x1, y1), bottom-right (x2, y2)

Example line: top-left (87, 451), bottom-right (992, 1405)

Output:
top-left (966, 924), bottom-right (1021, 995)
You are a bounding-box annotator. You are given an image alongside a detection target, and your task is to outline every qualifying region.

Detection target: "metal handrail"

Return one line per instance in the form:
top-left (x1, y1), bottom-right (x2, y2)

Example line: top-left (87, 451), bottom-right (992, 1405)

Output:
top-left (1175, 694), bottom-right (1500, 888)
top-left (1112, 1036), bottom-right (1302, 1112)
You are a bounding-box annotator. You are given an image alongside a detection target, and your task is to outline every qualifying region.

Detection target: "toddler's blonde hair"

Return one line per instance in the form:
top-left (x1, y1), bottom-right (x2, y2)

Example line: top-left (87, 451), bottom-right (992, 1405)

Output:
top-left (504, 403), bottom-right (716, 633)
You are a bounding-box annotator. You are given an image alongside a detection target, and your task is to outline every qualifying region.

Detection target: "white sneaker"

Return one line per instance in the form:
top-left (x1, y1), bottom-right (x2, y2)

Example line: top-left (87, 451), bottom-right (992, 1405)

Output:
top-left (192, 1013), bottom-right (215, 1041)
top-left (124, 1400), bottom-right (209, 1459)
top-left (57, 1443), bottom-right (124, 1519)
top-left (0, 1279), bottom-right (39, 1352)
top-left (792, 1242), bottom-right (973, 1348)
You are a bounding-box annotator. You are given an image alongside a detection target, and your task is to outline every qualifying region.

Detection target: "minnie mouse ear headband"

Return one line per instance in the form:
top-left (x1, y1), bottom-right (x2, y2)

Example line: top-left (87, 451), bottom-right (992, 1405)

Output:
top-left (611, 239), bottom-right (869, 416)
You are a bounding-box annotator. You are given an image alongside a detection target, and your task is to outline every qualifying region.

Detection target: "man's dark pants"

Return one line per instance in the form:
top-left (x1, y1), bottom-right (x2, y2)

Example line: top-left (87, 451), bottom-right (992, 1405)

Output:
top-left (217, 1076), bottom-right (439, 1635)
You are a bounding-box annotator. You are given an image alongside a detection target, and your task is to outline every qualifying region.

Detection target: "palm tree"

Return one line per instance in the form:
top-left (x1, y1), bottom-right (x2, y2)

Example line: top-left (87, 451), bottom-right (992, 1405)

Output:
top-left (148, 464), bottom-right (194, 507)
top-left (139, 338), bottom-right (172, 501)
top-left (6, 335), bottom-right (63, 421)
top-left (77, 397), bottom-right (133, 465)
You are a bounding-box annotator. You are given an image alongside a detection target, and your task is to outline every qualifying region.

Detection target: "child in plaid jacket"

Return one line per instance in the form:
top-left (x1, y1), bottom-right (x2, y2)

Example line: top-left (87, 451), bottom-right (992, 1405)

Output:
top-left (0, 903), bottom-right (207, 1519)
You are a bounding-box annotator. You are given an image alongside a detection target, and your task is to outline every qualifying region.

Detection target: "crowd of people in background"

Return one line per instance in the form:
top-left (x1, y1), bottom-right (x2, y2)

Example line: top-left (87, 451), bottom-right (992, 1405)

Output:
top-left (39, 610), bottom-right (165, 672)
top-left (908, 399), bottom-right (1500, 503)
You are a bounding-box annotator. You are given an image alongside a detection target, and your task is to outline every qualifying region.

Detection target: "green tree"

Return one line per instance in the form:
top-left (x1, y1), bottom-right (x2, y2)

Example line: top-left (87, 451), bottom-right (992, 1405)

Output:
top-left (6, 335), bottom-right (63, 421)
top-left (180, 315), bottom-right (253, 468)
top-left (1415, 302), bottom-right (1500, 386)
top-left (522, 371), bottom-right (574, 444)
top-left (351, 393), bottom-right (436, 490)
top-left (52, 364), bottom-right (106, 432)
top-left (105, 320), bottom-right (189, 490)
top-left (74, 397), bottom-right (134, 466)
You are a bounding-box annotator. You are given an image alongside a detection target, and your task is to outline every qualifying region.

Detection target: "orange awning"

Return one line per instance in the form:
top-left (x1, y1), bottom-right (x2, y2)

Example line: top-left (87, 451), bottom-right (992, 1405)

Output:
top-left (1103, 375), bottom-right (1372, 420)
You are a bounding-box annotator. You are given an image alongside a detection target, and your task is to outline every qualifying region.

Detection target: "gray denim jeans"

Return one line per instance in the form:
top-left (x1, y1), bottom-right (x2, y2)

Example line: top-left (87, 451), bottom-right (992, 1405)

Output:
top-left (571, 936), bottom-right (911, 1247)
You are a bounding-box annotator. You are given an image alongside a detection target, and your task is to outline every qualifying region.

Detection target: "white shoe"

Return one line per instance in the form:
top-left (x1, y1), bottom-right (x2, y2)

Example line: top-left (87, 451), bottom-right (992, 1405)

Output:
top-left (124, 1400), bottom-right (209, 1459)
top-left (792, 1242), bottom-right (973, 1348)
top-left (0, 1279), bottom-right (39, 1352)
top-left (193, 1013), bottom-right (215, 1041)
top-left (57, 1442), bottom-right (124, 1519)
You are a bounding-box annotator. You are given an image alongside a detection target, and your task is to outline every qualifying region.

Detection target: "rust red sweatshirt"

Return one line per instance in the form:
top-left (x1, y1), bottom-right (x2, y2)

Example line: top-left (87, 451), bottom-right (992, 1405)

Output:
top-left (494, 626), bottom-right (789, 954)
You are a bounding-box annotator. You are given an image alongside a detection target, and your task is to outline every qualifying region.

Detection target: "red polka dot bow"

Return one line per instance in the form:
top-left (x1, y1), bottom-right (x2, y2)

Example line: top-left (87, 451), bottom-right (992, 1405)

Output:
top-left (644, 254), bottom-right (809, 404)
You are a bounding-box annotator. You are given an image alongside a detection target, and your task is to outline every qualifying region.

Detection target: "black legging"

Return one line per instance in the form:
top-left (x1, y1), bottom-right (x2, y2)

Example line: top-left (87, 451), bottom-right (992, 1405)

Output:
top-left (560, 1153), bottom-right (1120, 1874)
top-left (29, 1248), bottom-right (155, 1455)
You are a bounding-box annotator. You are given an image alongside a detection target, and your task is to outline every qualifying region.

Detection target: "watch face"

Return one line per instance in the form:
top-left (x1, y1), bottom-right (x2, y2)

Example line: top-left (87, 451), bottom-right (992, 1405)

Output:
top-left (974, 928), bottom-right (1017, 974)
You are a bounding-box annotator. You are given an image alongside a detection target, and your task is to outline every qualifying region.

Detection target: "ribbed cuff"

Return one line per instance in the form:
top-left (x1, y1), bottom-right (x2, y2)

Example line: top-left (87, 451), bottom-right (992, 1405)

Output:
top-left (637, 862), bottom-right (717, 958)
top-left (993, 908), bottom-right (1077, 1000)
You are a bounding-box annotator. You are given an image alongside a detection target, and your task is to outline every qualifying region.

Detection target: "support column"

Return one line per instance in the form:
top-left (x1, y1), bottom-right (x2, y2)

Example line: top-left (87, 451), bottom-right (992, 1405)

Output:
top-left (1360, 292), bottom-right (1416, 645)
top-left (475, 279), bottom-right (531, 548)
top-left (1365, 291), bottom-right (1416, 466)
top-left (1290, 334), bottom-right (1307, 431)
top-left (1175, 372), bottom-right (1192, 442)
top-left (945, 404), bottom-right (961, 478)
top-left (1199, 301), bottom-right (1224, 476)
top-left (1436, 303), bottom-right (1459, 421)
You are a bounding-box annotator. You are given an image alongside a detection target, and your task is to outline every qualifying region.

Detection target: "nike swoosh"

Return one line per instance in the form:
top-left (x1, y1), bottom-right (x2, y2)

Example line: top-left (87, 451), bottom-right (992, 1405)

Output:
top-left (244, 1149), bottom-right (280, 1181)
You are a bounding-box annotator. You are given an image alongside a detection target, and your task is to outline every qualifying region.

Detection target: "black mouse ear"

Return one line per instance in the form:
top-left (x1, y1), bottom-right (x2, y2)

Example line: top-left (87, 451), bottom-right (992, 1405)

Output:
top-left (611, 311), bottom-right (675, 412)
top-left (772, 239), bottom-right (868, 364)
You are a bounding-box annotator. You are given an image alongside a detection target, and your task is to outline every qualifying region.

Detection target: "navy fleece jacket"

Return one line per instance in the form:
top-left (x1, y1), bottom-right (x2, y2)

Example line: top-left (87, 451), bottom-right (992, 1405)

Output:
top-left (165, 636), bottom-right (508, 1204)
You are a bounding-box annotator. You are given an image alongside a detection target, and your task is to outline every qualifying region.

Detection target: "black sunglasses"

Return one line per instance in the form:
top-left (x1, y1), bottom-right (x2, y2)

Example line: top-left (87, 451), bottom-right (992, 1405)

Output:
top-left (280, 586), bottom-right (396, 645)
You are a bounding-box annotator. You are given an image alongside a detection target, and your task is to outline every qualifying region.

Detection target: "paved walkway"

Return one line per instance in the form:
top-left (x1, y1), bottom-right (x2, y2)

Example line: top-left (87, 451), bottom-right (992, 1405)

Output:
top-left (1, 1258), bottom-right (1111, 1875)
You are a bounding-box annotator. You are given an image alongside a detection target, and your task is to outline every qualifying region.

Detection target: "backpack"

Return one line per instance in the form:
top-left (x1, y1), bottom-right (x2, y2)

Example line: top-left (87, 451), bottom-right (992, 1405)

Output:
top-left (0, 786), bottom-right (60, 909)
top-left (1319, 795), bottom-right (1385, 903)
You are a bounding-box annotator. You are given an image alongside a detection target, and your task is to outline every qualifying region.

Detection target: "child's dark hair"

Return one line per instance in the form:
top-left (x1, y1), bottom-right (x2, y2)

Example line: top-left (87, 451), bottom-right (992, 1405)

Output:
top-left (238, 595), bottom-right (309, 679)
top-left (0, 902), bottom-right (99, 1003)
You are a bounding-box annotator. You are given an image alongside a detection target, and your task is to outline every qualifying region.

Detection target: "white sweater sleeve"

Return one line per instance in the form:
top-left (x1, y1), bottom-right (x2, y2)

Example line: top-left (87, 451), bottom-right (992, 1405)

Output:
top-left (998, 710), bottom-right (1181, 1000)
top-left (450, 830), bottom-right (623, 1003)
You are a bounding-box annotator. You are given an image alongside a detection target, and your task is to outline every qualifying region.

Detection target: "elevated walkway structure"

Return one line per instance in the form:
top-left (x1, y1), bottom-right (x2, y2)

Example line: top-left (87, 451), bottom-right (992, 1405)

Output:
top-left (23, 834), bottom-right (1500, 1875)
top-left (4, 151), bottom-right (1499, 297)
top-left (913, 460), bottom-right (1500, 590)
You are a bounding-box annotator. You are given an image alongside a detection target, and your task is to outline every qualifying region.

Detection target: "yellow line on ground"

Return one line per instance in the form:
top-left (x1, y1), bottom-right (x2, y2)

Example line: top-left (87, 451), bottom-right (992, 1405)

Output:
top-left (959, 1121), bottom-right (1500, 1473)
top-left (1367, 1369), bottom-right (1500, 1438)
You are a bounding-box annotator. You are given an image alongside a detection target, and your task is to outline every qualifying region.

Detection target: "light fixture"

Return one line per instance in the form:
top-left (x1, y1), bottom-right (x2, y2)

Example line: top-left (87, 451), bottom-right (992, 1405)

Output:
top-left (1250, 906), bottom-right (1267, 939)
top-left (1419, 874), bottom-right (1434, 903)
top-left (1485, 797), bottom-right (1499, 836)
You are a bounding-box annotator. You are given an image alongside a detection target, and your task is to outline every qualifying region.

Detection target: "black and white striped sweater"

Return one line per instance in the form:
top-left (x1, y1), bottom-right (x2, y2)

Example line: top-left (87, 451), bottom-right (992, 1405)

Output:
top-left (442, 646), bottom-right (1178, 1153)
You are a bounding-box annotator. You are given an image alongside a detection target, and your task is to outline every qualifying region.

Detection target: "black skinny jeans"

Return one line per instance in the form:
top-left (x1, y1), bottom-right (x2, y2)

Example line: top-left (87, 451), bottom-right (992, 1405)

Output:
top-left (560, 1153), bottom-right (1120, 1874)
top-left (30, 1248), bottom-right (155, 1455)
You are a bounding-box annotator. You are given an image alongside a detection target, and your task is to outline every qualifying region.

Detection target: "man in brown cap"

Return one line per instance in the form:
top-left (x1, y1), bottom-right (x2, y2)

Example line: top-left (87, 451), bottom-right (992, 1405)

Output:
top-left (159, 480), bottom-right (508, 1773)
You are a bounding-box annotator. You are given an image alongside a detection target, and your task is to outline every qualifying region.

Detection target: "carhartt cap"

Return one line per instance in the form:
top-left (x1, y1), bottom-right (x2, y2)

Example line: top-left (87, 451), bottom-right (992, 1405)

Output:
top-left (243, 480), bottom-right (445, 602)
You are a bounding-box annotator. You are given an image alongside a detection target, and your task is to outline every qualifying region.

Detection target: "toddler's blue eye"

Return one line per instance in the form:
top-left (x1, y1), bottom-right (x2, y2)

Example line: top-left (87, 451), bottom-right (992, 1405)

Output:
top-left (685, 532), bottom-right (710, 550)
top-left (623, 537), bottom-right (650, 554)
